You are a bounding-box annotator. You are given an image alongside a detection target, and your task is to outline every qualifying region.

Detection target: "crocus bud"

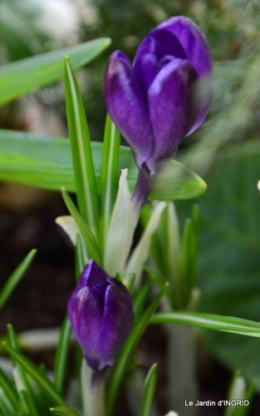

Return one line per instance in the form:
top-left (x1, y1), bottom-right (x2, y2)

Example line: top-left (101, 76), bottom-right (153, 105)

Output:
top-left (104, 16), bottom-right (212, 175)
top-left (67, 260), bottom-right (134, 371)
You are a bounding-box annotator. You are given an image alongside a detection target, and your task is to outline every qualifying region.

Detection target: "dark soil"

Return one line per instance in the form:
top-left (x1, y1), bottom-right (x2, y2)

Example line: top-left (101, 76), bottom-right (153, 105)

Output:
top-left (0, 191), bottom-right (259, 416)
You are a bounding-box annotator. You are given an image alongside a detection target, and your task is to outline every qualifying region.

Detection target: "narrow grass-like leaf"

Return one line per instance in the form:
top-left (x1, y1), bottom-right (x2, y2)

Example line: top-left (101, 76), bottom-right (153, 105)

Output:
top-left (139, 364), bottom-right (157, 416)
top-left (126, 202), bottom-right (166, 286)
top-left (132, 280), bottom-right (152, 317)
top-left (0, 369), bottom-right (18, 413)
top-left (100, 115), bottom-right (121, 242)
top-left (19, 390), bottom-right (39, 416)
top-left (3, 343), bottom-right (64, 406)
top-left (64, 57), bottom-right (99, 238)
top-left (7, 326), bottom-right (41, 415)
top-left (7, 325), bottom-right (32, 398)
top-left (75, 234), bottom-right (88, 279)
top-left (179, 218), bottom-right (197, 308)
top-left (104, 169), bottom-right (138, 275)
top-left (61, 188), bottom-right (102, 265)
top-left (225, 372), bottom-right (255, 416)
top-left (50, 406), bottom-right (80, 416)
top-left (107, 286), bottom-right (166, 416)
top-left (0, 392), bottom-right (13, 416)
top-left (0, 250), bottom-right (37, 312)
top-left (0, 38), bottom-right (111, 106)
top-left (150, 312), bottom-right (260, 337)
top-left (54, 317), bottom-right (71, 396)
top-left (0, 130), bottom-right (206, 201)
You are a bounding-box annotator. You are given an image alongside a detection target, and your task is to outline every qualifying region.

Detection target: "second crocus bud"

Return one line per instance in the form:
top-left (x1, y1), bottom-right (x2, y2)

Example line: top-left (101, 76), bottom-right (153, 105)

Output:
top-left (67, 260), bottom-right (134, 372)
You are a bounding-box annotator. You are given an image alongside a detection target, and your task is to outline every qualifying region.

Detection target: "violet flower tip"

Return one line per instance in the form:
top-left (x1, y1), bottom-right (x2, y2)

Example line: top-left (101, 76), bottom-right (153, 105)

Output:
top-left (67, 260), bottom-right (134, 372)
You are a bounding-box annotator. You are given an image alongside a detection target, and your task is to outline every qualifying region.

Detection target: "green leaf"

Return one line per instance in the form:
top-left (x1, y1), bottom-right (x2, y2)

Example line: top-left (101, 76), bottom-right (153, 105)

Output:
top-left (104, 169), bottom-right (138, 276)
top-left (0, 368), bottom-right (18, 414)
top-left (3, 343), bottom-right (64, 406)
top-left (139, 364), bottom-right (157, 416)
top-left (18, 391), bottom-right (39, 416)
top-left (0, 130), bottom-right (206, 201)
top-left (50, 406), bottom-right (80, 416)
top-left (75, 234), bottom-right (88, 279)
top-left (150, 312), bottom-right (260, 337)
top-left (6, 325), bottom-right (34, 399)
top-left (225, 372), bottom-right (255, 416)
top-left (100, 115), bottom-right (121, 242)
top-left (61, 188), bottom-right (102, 265)
top-left (54, 317), bottom-right (71, 396)
top-left (150, 160), bottom-right (207, 200)
top-left (0, 250), bottom-right (37, 312)
top-left (0, 38), bottom-right (111, 106)
top-left (64, 57), bottom-right (99, 238)
top-left (0, 395), bottom-right (14, 416)
top-left (179, 206), bottom-right (199, 308)
top-left (107, 285), bottom-right (166, 416)
top-left (132, 280), bottom-right (152, 317)
top-left (126, 202), bottom-right (166, 286)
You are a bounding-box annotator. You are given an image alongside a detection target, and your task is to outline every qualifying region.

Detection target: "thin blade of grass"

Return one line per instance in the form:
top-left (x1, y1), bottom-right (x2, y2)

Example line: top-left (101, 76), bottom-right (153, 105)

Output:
top-left (139, 364), bottom-right (157, 416)
top-left (0, 250), bottom-right (37, 312)
top-left (150, 312), bottom-right (260, 337)
top-left (100, 115), bottom-right (120, 243)
top-left (6, 325), bottom-right (38, 412)
top-left (50, 406), bottom-right (80, 416)
top-left (61, 188), bottom-right (102, 265)
top-left (0, 38), bottom-right (111, 106)
top-left (3, 343), bottom-right (64, 406)
top-left (54, 317), bottom-right (71, 396)
top-left (75, 234), bottom-right (88, 279)
top-left (0, 368), bottom-right (18, 413)
top-left (64, 57), bottom-right (99, 238)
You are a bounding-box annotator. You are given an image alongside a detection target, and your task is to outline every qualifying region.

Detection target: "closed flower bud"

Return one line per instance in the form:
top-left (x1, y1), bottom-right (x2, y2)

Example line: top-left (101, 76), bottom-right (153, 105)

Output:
top-left (104, 16), bottom-right (212, 175)
top-left (68, 260), bottom-right (134, 371)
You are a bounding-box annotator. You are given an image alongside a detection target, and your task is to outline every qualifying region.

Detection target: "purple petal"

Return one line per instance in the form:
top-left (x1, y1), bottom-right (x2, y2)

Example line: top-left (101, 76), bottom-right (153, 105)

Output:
top-left (68, 286), bottom-right (105, 370)
top-left (156, 16), bottom-right (211, 77)
top-left (149, 28), bottom-right (187, 60)
top-left (78, 259), bottom-right (107, 288)
top-left (104, 50), bottom-right (154, 168)
top-left (133, 53), bottom-right (159, 94)
top-left (134, 35), bottom-right (161, 60)
top-left (156, 16), bottom-right (212, 133)
top-left (148, 58), bottom-right (198, 162)
top-left (100, 278), bottom-right (134, 366)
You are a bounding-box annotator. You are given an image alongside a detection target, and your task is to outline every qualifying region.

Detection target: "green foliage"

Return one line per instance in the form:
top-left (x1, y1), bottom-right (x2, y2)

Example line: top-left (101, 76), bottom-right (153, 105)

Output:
top-left (50, 406), bottom-right (80, 416)
top-left (53, 317), bottom-right (71, 396)
top-left (0, 327), bottom-right (64, 415)
top-left (139, 364), bottom-right (157, 416)
top-left (64, 57), bottom-right (100, 238)
top-left (107, 285), bottom-right (166, 416)
top-left (176, 142), bottom-right (260, 385)
top-left (151, 312), bottom-right (260, 338)
top-left (0, 39), bottom-right (110, 107)
top-left (0, 130), bottom-right (207, 201)
top-left (0, 250), bottom-right (36, 312)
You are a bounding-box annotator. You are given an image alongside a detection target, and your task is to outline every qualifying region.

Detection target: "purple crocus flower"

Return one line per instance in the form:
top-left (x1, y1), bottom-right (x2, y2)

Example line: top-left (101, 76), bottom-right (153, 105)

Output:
top-left (104, 16), bottom-right (212, 208)
top-left (67, 260), bottom-right (133, 372)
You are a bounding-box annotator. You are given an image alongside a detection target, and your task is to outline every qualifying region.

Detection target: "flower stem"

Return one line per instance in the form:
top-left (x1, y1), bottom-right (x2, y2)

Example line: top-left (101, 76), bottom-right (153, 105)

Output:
top-left (81, 360), bottom-right (106, 416)
top-left (166, 323), bottom-right (197, 416)
top-left (132, 169), bottom-right (153, 213)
